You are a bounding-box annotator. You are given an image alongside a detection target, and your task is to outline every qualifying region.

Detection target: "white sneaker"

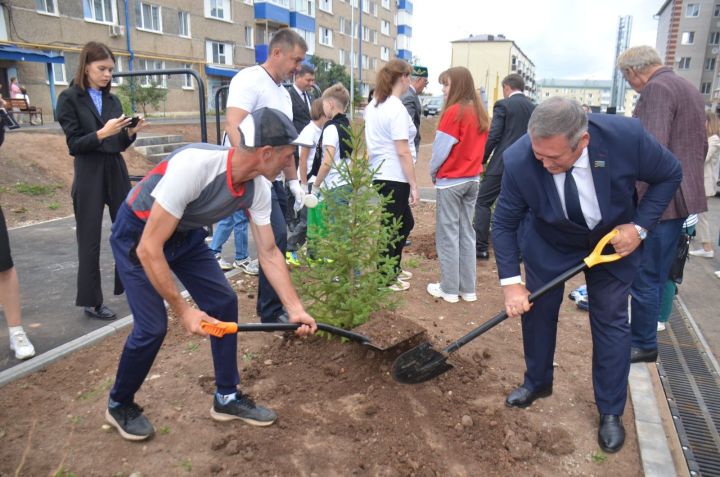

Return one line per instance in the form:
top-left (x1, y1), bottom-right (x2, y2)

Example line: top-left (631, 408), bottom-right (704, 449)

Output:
top-left (234, 258), bottom-right (259, 275)
top-left (460, 292), bottom-right (477, 302)
top-left (9, 329), bottom-right (35, 360)
top-left (689, 249), bottom-right (714, 258)
top-left (388, 279), bottom-right (410, 291)
top-left (426, 283), bottom-right (459, 303)
top-left (657, 322), bottom-right (666, 332)
top-left (715, 271), bottom-right (720, 279)
top-left (398, 270), bottom-right (413, 281)
top-left (215, 254), bottom-right (233, 271)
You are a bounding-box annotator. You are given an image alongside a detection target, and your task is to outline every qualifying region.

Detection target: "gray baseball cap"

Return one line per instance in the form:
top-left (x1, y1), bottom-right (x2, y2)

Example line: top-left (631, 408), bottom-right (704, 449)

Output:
top-left (238, 107), bottom-right (311, 148)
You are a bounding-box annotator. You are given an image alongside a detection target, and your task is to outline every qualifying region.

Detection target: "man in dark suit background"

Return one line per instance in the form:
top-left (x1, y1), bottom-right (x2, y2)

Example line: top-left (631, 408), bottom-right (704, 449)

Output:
top-left (401, 65), bottom-right (428, 153)
top-left (475, 73), bottom-right (535, 259)
top-left (287, 63), bottom-right (315, 136)
top-left (492, 98), bottom-right (682, 453)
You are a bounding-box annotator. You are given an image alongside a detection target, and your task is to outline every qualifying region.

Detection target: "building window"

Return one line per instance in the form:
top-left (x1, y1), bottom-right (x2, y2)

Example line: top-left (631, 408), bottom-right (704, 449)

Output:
top-left (178, 11), bottom-right (190, 37)
top-left (292, 28), bottom-right (315, 54)
top-left (380, 46), bottom-right (389, 61)
top-left (245, 26), bottom-right (254, 47)
top-left (84, 0), bottom-right (116, 24)
top-left (702, 82), bottom-right (712, 94)
top-left (206, 41), bottom-right (233, 65)
top-left (294, 0), bottom-right (315, 16)
top-left (381, 20), bottom-right (390, 35)
top-left (267, 0), bottom-right (290, 6)
top-left (710, 32), bottom-right (720, 44)
top-left (382, 0), bottom-right (389, 8)
top-left (362, 26), bottom-right (370, 42)
top-left (138, 59), bottom-right (166, 87)
top-left (138, 3), bottom-right (162, 32)
top-left (706, 57), bottom-right (716, 71)
top-left (206, 0), bottom-right (231, 21)
top-left (339, 17), bottom-right (346, 34)
top-left (319, 27), bottom-right (332, 46)
top-left (111, 57), bottom-right (123, 86)
top-left (339, 49), bottom-right (346, 66)
top-left (182, 64), bottom-right (194, 89)
top-left (371, 1), bottom-right (378, 16)
top-left (319, 0), bottom-right (332, 13)
top-left (715, 4), bottom-right (720, 16)
top-left (681, 31), bottom-right (695, 45)
top-left (50, 62), bottom-right (67, 84)
top-left (686, 3), bottom-right (700, 16)
top-left (370, 57), bottom-right (377, 70)
top-left (361, 54), bottom-right (368, 69)
top-left (371, 29), bottom-right (378, 44)
top-left (35, 0), bottom-right (57, 15)
top-left (678, 57), bottom-right (691, 69)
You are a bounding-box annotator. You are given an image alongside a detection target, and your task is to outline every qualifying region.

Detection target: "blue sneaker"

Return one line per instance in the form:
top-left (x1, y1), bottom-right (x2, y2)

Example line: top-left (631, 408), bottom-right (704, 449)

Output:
top-left (210, 392), bottom-right (277, 426)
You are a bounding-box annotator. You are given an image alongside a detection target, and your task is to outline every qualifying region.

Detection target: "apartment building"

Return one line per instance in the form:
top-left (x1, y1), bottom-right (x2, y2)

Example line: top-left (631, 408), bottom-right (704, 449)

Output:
top-left (450, 34), bottom-right (536, 115)
top-left (537, 79), bottom-right (638, 116)
top-left (655, 0), bottom-right (718, 106)
top-left (0, 0), bottom-right (412, 119)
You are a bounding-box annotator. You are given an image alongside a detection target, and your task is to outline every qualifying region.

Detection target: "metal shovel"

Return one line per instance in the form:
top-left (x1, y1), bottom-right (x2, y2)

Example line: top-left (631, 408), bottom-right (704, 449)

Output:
top-left (200, 320), bottom-right (390, 351)
top-left (392, 229), bottom-right (623, 384)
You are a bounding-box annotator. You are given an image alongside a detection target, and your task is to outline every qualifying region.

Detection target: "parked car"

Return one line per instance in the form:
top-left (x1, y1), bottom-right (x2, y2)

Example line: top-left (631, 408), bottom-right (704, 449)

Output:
top-left (423, 96), bottom-right (444, 117)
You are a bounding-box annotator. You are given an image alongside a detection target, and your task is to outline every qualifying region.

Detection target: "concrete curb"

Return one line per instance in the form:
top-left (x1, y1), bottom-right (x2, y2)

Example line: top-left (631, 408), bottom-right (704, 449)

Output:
top-left (629, 363), bottom-right (677, 476)
top-left (0, 268), bottom-right (242, 388)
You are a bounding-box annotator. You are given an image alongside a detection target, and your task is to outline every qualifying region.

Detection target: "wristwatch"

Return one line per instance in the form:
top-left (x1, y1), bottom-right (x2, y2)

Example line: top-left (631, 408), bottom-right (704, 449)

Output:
top-left (632, 223), bottom-right (647, 240)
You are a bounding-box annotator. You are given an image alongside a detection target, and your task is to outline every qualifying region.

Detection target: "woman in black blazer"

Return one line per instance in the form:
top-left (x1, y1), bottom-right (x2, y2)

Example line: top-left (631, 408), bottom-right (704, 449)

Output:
top-left (57, 41), bottom-right (146, 320)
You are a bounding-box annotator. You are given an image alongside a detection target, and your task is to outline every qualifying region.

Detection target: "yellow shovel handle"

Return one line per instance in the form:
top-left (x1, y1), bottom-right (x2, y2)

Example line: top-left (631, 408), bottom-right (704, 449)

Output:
top-left (583, 229), bottom-right (622, 268)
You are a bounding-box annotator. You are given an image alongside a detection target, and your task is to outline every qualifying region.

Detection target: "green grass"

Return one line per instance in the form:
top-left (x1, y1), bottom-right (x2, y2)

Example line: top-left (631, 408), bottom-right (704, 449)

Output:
top-left (159, 426), bottom-right (170, 435)
top-left (180, 459), bottom-right (192, 472)
top-left (403, 257), bottom-right (420, 269)
top-left (13, 182), bottom-right (60, 196)
top-left (591, 450), bottom-right (607, 463)
top-left (77, 378), bottom-right (113, 401)
top-left (187, 342), bottom-right (200, 352)
top-left (48, 202), bottom-right (60, 210)
top-left (242, 352), bottom-right (256, 361)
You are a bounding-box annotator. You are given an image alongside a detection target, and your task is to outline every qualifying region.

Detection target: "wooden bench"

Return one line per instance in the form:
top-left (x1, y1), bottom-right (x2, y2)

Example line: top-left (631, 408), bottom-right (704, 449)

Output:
top-left (7, 98), bottom-right (43, 125)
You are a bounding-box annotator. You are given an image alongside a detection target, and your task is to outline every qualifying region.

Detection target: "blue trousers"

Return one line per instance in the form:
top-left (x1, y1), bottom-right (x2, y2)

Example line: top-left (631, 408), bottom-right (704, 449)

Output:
top-left (630, 218), bottom-right (685, 350)
top-left (209, 210), bottom-right (249, 260)
top-left (521, 264), bottom-right (631, 415)
top-left (257, 180), bottom-right (287, 322)
top-left (109, 204), bottom-right (240, 404)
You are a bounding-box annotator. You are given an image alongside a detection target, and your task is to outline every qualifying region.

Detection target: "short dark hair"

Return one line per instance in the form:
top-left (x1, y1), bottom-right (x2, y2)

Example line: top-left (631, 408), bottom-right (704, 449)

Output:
top-left (74, 41), bottom-right (116, 93)
top-left (297, 63), bottom-right (315, 77)
top-left (502, 73), bottom-right (525, 92)
top-left (269, 28), bottom-right (308, 53)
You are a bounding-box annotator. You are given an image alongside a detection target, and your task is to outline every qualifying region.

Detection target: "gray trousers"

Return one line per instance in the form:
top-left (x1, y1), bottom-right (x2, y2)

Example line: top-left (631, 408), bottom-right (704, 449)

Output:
top-left (435, 181), bottom-right (479, 295)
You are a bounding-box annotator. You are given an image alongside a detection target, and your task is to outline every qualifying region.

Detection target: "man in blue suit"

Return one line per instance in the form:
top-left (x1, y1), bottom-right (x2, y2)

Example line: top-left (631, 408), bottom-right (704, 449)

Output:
top-left (492, 98), bottom-right (682, 453)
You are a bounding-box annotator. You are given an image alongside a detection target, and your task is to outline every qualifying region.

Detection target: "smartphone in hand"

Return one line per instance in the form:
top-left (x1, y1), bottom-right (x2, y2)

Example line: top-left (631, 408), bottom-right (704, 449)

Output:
top-left (128, 116), bottom-right (141, 128)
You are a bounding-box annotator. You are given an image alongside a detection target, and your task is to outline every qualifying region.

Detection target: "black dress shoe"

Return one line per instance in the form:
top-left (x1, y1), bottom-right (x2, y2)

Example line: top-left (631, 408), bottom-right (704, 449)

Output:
top-left (598, 414), bottom-right (625, 453)
top-left (631, 347), bottom-right (658, 363)
top-left (476, 250), bottom-right (490, 260)
top-left (84, 304), bottom-right (117, 321)
top-left (505, 385), bottom-right (552, 408)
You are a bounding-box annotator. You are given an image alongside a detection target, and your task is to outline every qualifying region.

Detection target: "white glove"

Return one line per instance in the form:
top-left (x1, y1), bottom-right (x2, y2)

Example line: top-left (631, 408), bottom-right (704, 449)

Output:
top-left (288, 179), bottom-right (305, 213)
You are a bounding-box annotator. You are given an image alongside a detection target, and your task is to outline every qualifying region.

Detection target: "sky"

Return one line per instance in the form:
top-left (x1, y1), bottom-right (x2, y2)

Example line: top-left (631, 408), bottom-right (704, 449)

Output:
top-left (412, 0), bottom-right (663, 95)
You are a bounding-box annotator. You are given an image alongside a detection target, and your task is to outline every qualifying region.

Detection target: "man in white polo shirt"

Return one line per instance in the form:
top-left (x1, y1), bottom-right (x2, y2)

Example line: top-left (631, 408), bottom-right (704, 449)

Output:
top-left (225, 28), bottom-right (308, 324)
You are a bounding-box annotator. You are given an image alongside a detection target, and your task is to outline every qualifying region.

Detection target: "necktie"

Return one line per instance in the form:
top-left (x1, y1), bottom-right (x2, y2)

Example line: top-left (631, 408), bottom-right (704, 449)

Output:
top-left (564, 167), bottom-right (587, 228)
top-left (302, 91), bottom-right (310, 111)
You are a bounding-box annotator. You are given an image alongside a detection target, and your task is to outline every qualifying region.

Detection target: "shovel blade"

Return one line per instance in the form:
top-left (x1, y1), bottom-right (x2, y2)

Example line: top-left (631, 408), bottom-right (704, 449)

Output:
top-left (391, 342), bottom-right (453, 384)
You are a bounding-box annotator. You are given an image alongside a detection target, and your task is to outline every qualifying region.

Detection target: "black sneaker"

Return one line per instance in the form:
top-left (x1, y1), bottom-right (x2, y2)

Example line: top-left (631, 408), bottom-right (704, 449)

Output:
top-left (105, 402), bottom-right (154, 441)
top-left (210, 392), bottom-right (277, 426)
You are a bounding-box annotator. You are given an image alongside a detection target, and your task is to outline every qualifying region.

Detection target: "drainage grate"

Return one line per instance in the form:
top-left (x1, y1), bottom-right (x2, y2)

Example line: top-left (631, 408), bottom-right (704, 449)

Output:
top-left (657, 301), bottom-right (720, 477)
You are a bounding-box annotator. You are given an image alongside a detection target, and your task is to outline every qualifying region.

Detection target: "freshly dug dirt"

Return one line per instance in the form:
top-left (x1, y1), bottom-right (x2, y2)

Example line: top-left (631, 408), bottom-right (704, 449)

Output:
top-left (355, 311), bottom-right (427, 350)
top-left (0, 124), bottom-right (642, 476)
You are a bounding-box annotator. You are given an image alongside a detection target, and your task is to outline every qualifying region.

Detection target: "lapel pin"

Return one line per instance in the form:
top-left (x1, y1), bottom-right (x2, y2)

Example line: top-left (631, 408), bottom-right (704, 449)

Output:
top-left (593, 160), bottom-right (606, 168)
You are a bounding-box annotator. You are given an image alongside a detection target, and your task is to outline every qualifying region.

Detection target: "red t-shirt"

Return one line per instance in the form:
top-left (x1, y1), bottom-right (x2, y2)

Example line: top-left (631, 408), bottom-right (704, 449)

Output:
top-left (435, 103), bottom-right (488, 179)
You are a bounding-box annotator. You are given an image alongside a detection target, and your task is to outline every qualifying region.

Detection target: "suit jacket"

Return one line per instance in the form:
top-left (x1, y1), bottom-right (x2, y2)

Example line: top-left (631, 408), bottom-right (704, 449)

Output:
top-left (56, 84), bottom-right (134, 157)
top-left (401, 86), bottom-right (422, 151)
top-left (634, 66), bottom-right (707, 219)
top-left (287, 85), bottom-right (312, 135)
top-left (483, 92), bottom-right (535, 176)
top-left (492, 114), bottom-right (682, 285)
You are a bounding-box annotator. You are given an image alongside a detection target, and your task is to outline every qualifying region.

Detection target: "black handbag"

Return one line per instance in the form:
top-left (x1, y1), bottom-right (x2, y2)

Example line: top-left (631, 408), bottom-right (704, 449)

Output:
top-left (668, 232), bottom-right (691, 284)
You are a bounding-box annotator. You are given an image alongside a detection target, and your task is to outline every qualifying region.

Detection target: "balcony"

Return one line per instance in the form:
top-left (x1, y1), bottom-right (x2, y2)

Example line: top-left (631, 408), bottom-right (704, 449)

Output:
top-left (397, 49), bottom-right (412, 61)
top-left (254, 1), bottom-right (290, 25)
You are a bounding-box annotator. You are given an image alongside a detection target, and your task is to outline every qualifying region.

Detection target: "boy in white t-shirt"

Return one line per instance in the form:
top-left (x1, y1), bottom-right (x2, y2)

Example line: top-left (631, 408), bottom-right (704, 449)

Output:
top-left (312, 84), bottom-right (352, 194)
top-left (287, 98), bottom-right (328, 260)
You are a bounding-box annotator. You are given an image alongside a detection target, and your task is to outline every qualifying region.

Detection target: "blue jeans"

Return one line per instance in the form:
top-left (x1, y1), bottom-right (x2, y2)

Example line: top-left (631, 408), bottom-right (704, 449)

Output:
top-left (208, 211), bottom-right (249, 261)
top-left (630, 218), bottom-right (685, 350)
